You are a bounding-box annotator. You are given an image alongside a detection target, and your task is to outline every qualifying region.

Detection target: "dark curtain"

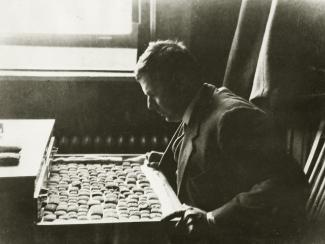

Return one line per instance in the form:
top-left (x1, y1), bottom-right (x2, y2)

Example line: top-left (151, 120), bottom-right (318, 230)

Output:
top-left (223, 0), bottom-right (272, 101)
top-left (223, 0), bottom-right (325, 112)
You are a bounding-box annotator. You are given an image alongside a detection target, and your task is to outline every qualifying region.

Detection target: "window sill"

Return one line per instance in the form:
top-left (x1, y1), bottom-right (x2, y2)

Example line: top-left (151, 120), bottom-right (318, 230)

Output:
top-left (0, 70), bottom-right (135, 82)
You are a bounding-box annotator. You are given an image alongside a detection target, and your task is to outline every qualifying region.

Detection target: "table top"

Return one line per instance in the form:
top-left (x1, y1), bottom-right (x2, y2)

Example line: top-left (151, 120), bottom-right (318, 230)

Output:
top-left (0, 119), bottom-right (55, 178)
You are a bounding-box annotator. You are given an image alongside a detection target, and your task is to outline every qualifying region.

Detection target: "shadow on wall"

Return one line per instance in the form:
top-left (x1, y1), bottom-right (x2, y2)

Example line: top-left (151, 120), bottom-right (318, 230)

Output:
top-left (190, 0), bottom-right (242, 86)
top-left (0, 79), bottom-right (176, 153)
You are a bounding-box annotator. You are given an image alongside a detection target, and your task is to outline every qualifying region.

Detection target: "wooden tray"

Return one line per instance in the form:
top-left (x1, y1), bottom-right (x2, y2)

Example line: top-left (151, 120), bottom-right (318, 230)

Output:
top-left (34, 153), bottom-right (181, 226)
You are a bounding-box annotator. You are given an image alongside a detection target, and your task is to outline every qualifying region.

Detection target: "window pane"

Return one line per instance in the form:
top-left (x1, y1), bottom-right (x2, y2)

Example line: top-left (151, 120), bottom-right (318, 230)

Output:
top-left (0, 45), bottom-right (136, 71)
top-left (0, 0), bottom-right (132, 35)
top-left (0, 0), bottom-right (137, 72)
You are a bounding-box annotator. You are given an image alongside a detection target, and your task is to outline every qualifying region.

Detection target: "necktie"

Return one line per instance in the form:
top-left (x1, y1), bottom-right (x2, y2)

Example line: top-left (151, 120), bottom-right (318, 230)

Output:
top-left (172, 122), bottom-right (193, 191)
top-left (171, 123), bottom-right (186, 163)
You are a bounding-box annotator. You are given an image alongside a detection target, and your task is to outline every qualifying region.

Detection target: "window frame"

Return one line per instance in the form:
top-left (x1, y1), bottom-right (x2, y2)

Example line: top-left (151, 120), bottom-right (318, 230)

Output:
top-left (0, 23), bottom-right (138, 48)
top-left (0, 0), bottom-right (153, 77)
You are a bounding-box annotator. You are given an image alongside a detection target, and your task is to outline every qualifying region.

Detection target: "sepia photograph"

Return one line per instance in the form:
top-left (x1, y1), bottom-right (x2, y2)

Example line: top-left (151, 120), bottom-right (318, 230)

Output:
top-left (0, 0), bottom-right (325, 243)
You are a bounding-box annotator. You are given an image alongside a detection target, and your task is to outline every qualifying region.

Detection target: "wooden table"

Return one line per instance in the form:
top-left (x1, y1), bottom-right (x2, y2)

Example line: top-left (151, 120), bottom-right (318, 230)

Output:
top-left (0, 119), bottom-right (55, 178)
top-left (0, 119), bottom-right (54, 244)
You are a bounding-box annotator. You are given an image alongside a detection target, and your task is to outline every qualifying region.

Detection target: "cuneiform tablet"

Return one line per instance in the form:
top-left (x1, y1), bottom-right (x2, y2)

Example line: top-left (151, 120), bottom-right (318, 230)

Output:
top-left (43, 213), bottom-right (56, 222)
top-left (42, 159), bottom-right (163, 222)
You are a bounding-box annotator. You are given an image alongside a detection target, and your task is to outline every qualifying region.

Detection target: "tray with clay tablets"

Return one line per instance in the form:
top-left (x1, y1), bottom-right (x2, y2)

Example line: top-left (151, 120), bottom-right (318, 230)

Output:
top-left (34, 154), bottom-right (181, 225)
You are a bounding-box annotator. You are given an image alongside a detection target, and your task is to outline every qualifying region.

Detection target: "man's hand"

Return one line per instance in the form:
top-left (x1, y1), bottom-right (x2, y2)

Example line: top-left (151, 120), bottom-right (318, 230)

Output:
top-left (162, 205), bottom-right (210, 239)
top-left (145, 151), bottom-right (163, 169)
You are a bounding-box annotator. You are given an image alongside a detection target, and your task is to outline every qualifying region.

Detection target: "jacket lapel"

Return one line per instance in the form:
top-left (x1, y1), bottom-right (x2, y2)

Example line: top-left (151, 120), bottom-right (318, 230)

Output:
top-left (177, 83), bottom-right (216, 195)
top-left (176, 121), bottom-right (199, 194)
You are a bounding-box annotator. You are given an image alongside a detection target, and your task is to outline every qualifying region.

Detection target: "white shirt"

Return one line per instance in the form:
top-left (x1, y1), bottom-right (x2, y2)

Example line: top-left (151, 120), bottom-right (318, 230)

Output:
top-left (182, 88), bottom-right (202, 126)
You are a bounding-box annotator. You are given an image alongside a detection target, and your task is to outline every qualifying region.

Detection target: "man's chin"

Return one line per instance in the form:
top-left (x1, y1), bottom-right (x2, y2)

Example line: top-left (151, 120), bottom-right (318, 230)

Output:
top-left (157, 112), bottom-right (181, 122)
top-left (164, 116), bottom-right (181, 123)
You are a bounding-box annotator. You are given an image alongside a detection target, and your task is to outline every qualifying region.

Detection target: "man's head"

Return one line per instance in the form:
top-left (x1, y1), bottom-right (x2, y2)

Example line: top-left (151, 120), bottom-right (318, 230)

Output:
top-left (135, 40), bottom-right (202, 122)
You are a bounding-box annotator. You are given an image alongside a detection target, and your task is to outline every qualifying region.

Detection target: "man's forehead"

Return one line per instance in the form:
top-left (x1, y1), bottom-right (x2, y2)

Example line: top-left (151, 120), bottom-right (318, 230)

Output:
top-left (139, 75), bottom-right (154, 93)
top-left (139, 74), bottom-right (161, 92)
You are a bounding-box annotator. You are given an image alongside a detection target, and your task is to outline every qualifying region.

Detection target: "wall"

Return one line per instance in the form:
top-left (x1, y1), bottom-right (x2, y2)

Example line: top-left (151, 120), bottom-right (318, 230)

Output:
top-left (190, 0), bottom-right (242, 86)
top-left (155, 0), bottom-right (242, 86)
top-left (0, 0), bottom-right (242, 153)
top-left (0, 77), bottom-right (175, 153)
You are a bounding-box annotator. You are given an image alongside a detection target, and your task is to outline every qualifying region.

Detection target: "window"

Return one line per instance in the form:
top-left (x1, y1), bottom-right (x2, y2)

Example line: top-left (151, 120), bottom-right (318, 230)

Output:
top-left (0, 0), bottom-right (138, 73)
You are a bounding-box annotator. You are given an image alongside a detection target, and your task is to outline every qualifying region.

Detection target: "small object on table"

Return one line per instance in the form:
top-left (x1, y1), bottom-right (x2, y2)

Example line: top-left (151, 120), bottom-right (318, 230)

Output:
top-left (0, 152), bottom-right (20, 166)
top-left (0, 141), bottom-right (22, 166)
top-left (0, 144), bottom-right (22, 153)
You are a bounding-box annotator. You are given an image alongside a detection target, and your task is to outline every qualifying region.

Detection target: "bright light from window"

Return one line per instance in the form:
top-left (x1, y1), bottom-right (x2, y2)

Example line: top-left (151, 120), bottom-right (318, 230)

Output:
top-left (0, 0), bottom-right (132, 35)
top-left (0, 45), bottom-right (137, 71)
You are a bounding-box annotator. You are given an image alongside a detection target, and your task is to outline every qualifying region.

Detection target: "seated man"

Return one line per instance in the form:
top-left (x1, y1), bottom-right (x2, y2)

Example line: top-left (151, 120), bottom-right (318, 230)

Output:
top-left (135, 40), bottom-right (309, 243)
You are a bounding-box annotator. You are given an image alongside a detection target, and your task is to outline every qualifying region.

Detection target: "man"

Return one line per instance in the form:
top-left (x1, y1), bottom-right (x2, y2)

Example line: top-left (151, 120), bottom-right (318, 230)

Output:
top-left (135, 40), bottom-right (309, 243)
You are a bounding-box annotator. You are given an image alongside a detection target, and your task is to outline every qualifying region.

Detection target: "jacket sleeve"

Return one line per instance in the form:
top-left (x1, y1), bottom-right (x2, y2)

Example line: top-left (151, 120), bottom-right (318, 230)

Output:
top-left (209, 106), bottom-right (309, 237)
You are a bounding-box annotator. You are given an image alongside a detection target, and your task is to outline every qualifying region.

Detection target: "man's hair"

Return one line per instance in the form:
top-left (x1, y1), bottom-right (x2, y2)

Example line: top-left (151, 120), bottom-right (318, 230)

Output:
top-left (135, 40), bottom-right (201, 84)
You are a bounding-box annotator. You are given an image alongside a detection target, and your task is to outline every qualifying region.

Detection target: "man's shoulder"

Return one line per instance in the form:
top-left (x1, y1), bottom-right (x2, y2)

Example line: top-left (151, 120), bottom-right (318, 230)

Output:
top-left (211, 86), bottom-right (264, 114)
top-left (194, 84), bottom-right (266, 127)
top-left (198, 84), bottom-right (266, 128)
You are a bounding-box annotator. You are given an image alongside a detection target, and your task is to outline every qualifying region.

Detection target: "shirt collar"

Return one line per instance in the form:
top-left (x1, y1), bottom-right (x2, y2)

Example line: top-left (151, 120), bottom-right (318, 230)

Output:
top-left (182, 87), bottom-right (201, 126)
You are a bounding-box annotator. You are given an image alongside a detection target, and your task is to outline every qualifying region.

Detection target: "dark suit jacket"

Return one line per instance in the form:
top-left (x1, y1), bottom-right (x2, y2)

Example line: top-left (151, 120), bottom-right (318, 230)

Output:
top-left (158, 83), bottom-right (309, 242)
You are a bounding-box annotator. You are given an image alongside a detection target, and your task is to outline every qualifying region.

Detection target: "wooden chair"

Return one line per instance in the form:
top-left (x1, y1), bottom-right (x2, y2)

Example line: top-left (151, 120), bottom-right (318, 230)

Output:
top-left (304, 119), bottom-right (325, 221)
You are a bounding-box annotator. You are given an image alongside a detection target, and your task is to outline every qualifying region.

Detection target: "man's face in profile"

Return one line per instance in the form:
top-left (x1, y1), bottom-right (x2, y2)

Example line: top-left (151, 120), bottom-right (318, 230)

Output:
top-left (138, 74), bottom-right (184, 122)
